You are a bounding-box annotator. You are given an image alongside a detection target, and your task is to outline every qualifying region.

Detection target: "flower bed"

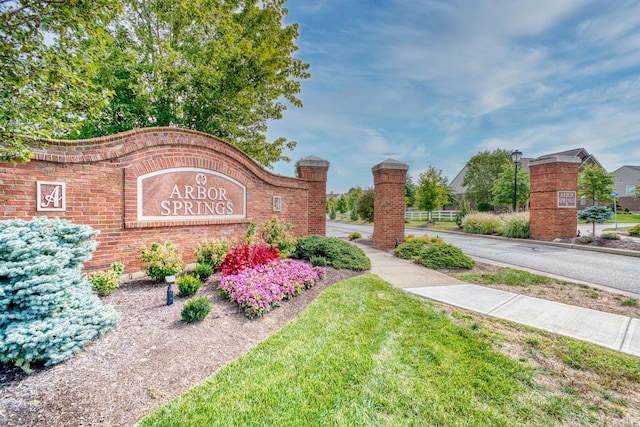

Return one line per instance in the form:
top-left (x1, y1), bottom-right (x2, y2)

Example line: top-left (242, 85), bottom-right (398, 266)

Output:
top-left (219, 259), bottom-right (325, 318)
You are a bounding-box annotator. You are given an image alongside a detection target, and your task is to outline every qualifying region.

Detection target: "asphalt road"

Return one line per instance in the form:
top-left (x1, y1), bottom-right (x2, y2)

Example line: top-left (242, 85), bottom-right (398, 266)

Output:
top-left (326, 221), bottom-right (640, 295)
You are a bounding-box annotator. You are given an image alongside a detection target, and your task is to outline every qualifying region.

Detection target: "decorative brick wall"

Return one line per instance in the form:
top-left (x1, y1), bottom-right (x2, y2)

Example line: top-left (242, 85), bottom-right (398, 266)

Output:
top-left (0, 128), bottom-right (328, 274)
top-left (529, 155), bottom-right (581, 240)
top-left (297, 156), bottom-right (329, 236)
top-left (372, 159), bottom-right (408, 250)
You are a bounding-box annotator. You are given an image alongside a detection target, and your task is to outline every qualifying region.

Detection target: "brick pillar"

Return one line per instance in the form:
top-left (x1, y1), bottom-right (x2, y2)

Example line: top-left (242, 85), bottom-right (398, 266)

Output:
top-left (529, 155), bottom-right (581, 240)
top-left (297, 156), bottom-right (330, 236)
top-left (372, 158), bottom-right (408, 250)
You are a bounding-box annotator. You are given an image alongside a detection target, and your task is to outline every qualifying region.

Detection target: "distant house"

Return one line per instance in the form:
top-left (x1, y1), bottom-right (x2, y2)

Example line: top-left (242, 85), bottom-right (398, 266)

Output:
top-left (612, 165), bottom-right (640, 212)
top-left (450, 148), bottom-right (603, 207)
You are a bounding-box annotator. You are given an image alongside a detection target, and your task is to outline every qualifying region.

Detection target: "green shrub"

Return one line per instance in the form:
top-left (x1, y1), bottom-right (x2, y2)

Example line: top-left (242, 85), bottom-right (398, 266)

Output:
top-left (329, 209), bottom-right (337, 220)
top-left (310, 256), bottom-right (327, 267)
top-left (181, 297), bottom-right (211, 323)
top-left (600, 233), bottom-right (621, 240)
top-left (194, 238), bottom-right (231, 268)
top-left (501, 212), bottom-right (530, 238)
top-left (176, 274), bottom-right (202, 297)
top-left (348, 232), bottom-right (362, 241)
top-left (140, 242), bottom-right (185, 282)
top-left (295, 235), bottom-right (370, 270)
top-left (462, 212), bottom-right (502, 235)
top-left (395, 236), bottom-right (443, 260)
top-left (0, 218), bottom-right (119, 372)
top-left (193, 263), bottom-right (214, 280)
top-left (416, 243), bottom-right (475, 270)
top-left (477, 202), bottom-right (492, 212)
top-left (87, 262), bottom-right (124, 296)
top-left (629, 224), bottom-right (640, 237)
top-left (261, 217), bottom-right (297, 258)
top-left (579, 235), bottom-right (593, 243)
top-left (349, 209), bottom-right (359, 221)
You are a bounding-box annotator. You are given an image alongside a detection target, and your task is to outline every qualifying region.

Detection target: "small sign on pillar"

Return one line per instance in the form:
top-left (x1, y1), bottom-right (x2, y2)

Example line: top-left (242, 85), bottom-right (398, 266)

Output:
top-left (557, 191), bottom-right (576, 208)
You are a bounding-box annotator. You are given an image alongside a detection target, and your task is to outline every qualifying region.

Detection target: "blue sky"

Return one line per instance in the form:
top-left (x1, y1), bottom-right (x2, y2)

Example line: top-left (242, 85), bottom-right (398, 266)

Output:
top-left (267, 0), bottom-right (640, 193)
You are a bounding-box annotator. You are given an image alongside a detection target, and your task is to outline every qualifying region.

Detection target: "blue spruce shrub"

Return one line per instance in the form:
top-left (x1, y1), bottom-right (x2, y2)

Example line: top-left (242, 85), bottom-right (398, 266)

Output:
top-left (0, 217), bottom-right (120, 372)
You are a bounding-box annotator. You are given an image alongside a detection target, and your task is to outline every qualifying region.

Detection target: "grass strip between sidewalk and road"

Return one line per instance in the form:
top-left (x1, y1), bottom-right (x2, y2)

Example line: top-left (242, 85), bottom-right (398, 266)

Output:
top-left (139, 274), bottom-right (639, 426)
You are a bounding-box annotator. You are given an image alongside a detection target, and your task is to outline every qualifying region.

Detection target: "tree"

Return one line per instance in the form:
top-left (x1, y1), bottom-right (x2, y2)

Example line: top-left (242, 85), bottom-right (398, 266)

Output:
top-left (415, 166), bottom-right (450, 217)
top-left (356, 188), bottom-right (375, 223)
top-left (492, 164), bottom-right (530, 209)
top-left (0, 0), bottom-right (121, 162)
top-left (0, 218), bottom-right (119, 372)
top-left (578, 206), bottom-right (612, 237)
top-left (405, 174), bottom-right (417, 208)
top-left (578, 164), bottom-right (614, 206)
top-left (336, 195), bottom-right (349, 217)
top-left (346, 187), bottom-right (363, 212)
top-left (73, 0), bottom-right (310, 168)
top-left (326, 195), bottom-right (338, 213)
top-left (462, 149), bottom-right (512, 208)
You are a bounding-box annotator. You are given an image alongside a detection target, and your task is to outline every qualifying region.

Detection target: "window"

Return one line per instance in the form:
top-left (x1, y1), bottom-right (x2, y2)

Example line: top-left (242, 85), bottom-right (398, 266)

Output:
top-left (626, 185), bottom-right (636, 195)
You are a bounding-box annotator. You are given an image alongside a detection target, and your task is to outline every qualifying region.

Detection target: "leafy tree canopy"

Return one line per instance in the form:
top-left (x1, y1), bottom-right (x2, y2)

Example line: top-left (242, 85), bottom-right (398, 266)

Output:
top-left (0, 0), bottom-right (120, 162)
top-left (492, 164), bottom-right (530, 209)
top-left (578, 164), bottom-right (614, 206)
top-left (415, 166), bottom-right (450, 212)
top-left (72, 0), bottom-right (310, 167)
top-left (462, 149), bottom-right (512, 207)
top-left (1, 0), bottom-right (309, 168)
top-left (355, 188), bottom-right (374, 223)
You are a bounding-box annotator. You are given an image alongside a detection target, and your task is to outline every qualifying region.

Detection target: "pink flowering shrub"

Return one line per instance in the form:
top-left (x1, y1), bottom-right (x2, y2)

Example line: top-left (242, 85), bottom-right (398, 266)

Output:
top-left (218, 259), bottom-right (325, 318)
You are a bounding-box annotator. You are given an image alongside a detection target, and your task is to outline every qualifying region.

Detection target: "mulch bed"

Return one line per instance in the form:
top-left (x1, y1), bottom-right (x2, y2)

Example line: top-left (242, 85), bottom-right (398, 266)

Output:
top-left (0, 267), bottom-right (361, 427)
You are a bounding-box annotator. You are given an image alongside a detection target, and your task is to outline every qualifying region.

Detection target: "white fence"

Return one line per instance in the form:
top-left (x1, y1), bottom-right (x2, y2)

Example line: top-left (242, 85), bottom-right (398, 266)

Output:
top-left (404, 210), bottom-right (459, 221)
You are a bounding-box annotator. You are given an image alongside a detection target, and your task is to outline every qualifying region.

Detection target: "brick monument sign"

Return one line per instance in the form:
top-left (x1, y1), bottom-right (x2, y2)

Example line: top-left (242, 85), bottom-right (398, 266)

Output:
top-left (529, 155), bottom-right (581, 240)
top-left (0, 127), bottom-right (328, 274)
top-left (372, 158), bottom-right (409, 250)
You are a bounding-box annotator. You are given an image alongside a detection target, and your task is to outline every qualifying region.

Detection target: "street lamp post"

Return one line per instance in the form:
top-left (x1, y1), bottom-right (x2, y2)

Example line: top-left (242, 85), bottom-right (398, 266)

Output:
top-left (511, 150), bottom-right (522, 212)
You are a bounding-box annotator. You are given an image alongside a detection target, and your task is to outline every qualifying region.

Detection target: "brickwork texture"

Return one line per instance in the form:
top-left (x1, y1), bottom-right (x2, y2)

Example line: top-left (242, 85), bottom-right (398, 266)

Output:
top-left (372, 159), bottom-right (408, 250)
top-left (0, 128), bottom-right (328, 274)
top-left (529, 156), bottom-right (580, 240)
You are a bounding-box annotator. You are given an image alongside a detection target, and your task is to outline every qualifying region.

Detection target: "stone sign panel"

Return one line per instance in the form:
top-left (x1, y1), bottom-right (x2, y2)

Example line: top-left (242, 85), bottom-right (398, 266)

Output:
top-left (36, 181), bottom-right (66, 212)
top-left (137, 168), bottom-right (246, 221)
top-left (557, 190), bottom-right (576, 208)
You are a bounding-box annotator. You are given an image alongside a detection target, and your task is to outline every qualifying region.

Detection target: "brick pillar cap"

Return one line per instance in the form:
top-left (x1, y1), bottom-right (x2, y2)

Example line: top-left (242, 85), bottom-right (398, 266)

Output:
top-left (372, 158), bottom-right (409, 172)
top-left (529, 155), bottom-right (581, 167)
top-left (298, 155), bottom-right (329, 168)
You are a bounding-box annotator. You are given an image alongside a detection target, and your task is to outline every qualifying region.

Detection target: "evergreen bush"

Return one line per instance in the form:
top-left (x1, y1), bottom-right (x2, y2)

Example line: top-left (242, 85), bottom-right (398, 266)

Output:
top-left (0, 218), bottom-right (119, 372)
top-left (294, 235), bottom-right (370, 270)
top-left (140, 242), bottom-right (185, 282)
top-left (329, 209), bottom-right (337, 220)
top-left (310, 256), bottom-right (327, 267)
top-left (395, 236), bottom-right (443, 260)
top-left (349, 209), bottom-right (359, 221)
top-left (87, 262), bottom-right (124, 296)
top-left (176, 274), bottom-right (202, 297)
top-left (181, 297), bottom-right (211, 323)
top-left (416, 243), bottom-right (475, 270)
top-left (193, 263), bottom-right (214, 280)
top-left (629, 224), bottom-right (640, 237)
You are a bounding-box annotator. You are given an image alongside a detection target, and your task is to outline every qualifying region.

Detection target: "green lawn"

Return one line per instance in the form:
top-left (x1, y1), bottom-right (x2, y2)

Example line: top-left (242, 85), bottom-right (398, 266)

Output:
top-left (138, 275), bottom-right (638, 426)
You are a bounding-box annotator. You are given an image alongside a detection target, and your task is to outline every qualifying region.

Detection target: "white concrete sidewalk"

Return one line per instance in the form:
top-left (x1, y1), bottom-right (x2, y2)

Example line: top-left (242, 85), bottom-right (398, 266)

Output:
top-left (358, 244), bottom-right (640, 357)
